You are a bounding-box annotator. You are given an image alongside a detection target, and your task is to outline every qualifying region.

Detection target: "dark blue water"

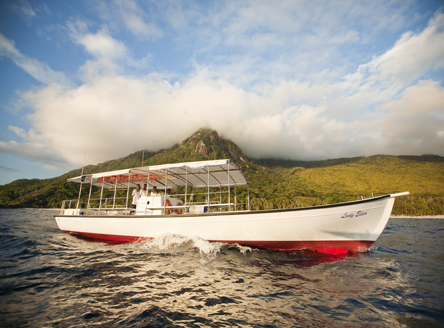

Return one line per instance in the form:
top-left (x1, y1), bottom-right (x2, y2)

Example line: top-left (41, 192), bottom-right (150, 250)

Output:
top-left (1, 209), bottom-right (443, 327)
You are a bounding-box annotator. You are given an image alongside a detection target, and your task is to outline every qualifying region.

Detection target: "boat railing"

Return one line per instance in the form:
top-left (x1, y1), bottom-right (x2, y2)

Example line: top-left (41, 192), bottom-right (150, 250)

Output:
top-left (144, 190), bottom-right (249, 212)
top-left (182, 199), bottom-right (249, 212)
top-left (61, 184), bottom-right (250, 215)
top-left (61, 195), bottom-right (249, 215)
top-left (183, 189), bottom-right (249, 212)
top-left (61, 197), bottom-right (132, 216)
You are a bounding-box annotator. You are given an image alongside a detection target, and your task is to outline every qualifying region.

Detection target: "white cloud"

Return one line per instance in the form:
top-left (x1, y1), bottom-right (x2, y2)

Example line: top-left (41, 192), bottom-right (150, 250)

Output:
top-left (378, 80), bottom-right (444, 155)
top-left (348, 12), bottom-right (444, 94)
top-left (118, 0), bottom-right (163, 39)
top-left (0, 33), bottom-right (20, 56)
top-left (158, 1), bottom-right (427, 93)
top-left (66, 20), bottom-right (132, 80)
top-left (10, 0), bottom-right (36, 24)
top-left (68, 21), bottom-right (128, 60)
top-left (0, 33), bottom-right (74, 87)
top-left (0, 134), bottom-right (70, 170)
top-left (80, 31), bottom-right (128, 59)
top-left (95, 0), bottom-right (163, 40)
top-left (8, 67), bottom-right (443, 170)
top-left (378, 13), bottom-right (444, 79)
top-left (8, 126), bottom-right (28, 139)
top-left (1, 1), bottom-right (443, 173)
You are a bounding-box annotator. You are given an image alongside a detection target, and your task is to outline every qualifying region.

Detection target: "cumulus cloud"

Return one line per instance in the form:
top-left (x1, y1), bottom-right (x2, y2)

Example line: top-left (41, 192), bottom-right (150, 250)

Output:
top-left (378, 80), bottom-right (444, 154)
top-left (68, 20), bottom-right (128, 60)
top-left (1, 2), bottom-right (443, 172)
top-left (11, 72), bottom-right (444, 169)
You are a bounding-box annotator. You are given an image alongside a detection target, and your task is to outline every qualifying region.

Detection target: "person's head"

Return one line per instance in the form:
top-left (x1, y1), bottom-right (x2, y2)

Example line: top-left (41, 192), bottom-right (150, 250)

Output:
top-left (143, 184), bottom-right (147, 190)
top-left (152, 186), bottom-right (157, 191)
top-left (167, 189), bottom-right (171, 194)
top-left (136, 184), bottom-right (140, 190)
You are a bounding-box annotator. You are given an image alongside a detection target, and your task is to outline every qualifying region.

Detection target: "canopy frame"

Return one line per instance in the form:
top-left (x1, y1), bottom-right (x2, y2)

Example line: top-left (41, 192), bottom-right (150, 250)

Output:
top-left (66, 159), bottom-right (250, 214)
top-left (67, 159), bottom-right (248, 190)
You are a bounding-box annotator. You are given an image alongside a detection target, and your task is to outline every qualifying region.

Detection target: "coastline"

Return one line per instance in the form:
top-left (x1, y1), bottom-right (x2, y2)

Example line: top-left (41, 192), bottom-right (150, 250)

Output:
top-left (391, 215), bottom-right (444, 219)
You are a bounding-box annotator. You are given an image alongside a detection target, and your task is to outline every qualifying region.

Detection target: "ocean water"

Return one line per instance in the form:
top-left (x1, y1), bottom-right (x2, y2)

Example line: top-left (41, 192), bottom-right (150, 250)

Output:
top-left (0, 209), bottom-right (443, 328)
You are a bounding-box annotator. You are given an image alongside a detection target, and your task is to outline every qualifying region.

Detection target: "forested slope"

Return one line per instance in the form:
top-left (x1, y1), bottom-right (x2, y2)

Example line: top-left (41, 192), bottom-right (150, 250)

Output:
top-left (1, 129), bottom-right (443, 215)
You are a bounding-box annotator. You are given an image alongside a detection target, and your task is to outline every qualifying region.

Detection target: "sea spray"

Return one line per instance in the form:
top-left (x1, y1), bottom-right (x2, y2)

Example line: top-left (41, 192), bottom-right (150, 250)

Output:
top-left (143, 233), bottom-right (191, 251)
top-left (137, 233), bottom-right (252, 264)
top-left (236, 244), bottom-right (253, 255)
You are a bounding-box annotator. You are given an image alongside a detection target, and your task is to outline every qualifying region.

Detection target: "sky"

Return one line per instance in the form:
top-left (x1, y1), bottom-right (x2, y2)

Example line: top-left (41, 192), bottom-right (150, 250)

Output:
top-left (0, 0), bottom-right (444, 185)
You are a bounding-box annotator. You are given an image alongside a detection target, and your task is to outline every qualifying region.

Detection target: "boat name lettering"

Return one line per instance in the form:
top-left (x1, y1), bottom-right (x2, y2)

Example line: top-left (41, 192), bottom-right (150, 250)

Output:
top-left (341, 211), bottom-right (368, 219)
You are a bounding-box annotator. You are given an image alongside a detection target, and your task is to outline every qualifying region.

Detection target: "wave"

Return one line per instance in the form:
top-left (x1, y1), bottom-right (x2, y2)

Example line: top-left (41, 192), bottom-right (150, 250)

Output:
top-left (136, 233), bottom-right (253, 264)
top-left (0, 235), bottom-right (35, 259)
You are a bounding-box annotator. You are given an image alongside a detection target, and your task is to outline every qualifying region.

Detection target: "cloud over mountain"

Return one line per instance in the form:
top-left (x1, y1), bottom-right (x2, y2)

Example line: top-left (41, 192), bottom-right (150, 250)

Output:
top-left (0, 1), bottom-right (443, 181)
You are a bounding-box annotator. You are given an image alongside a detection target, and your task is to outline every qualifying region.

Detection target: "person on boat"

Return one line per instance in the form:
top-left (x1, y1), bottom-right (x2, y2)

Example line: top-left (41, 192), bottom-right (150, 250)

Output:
top-left (151, 186), bottom-right (158, 196)
top-left (131, 184), bottom-right (141, 214)
top-left (140, 184), bottom-right (148, 197)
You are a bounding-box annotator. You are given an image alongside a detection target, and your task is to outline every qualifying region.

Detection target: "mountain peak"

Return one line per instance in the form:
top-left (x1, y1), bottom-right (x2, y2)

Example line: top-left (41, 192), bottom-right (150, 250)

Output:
top-left (181, 128), bottom-right (247, 163)
top-left (186, 128), bottom-right (220, 157)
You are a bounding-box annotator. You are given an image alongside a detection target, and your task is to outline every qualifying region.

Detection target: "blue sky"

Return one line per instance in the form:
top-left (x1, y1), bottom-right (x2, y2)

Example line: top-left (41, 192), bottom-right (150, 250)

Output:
top-left (1, 0), bottom-right (443, 185)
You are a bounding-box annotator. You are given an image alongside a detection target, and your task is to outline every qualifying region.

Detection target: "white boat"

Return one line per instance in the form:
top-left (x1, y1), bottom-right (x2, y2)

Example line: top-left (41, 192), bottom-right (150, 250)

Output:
top-left (54, 159), bottom-right (409, 254)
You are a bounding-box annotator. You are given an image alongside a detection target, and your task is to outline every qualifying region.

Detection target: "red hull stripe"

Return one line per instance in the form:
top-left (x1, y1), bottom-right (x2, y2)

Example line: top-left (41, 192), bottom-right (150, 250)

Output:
top-left (64, 231), bottom-right (374, 254)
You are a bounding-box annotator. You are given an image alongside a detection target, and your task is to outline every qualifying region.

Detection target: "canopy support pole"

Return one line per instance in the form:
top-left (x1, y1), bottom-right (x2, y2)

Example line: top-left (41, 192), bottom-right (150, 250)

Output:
top-left (185, 166), bottom-right (188, 207)
top-left (76, 177), bottom-right (83, 210)
top-left (145, 168), bottom-right (150, 215)
top-left (207, 167), bottom-right (210, 207)
top-left (76, 151), bottom-right (86, 210)
top-left (87, 178), bottom-right (93, 214)
top-left (126, 173), bottom-right (131, 213)
top-left (248, 186), bottom-right (250, 210)
top-left (164, 169), bottom-right (168, 213)
top-left (99, 180), bottom-right (104, 213)
top-left (228, 162), bottom-right (231, 211)
top-left (113, 176), bottom-right (117, 209)
top-left (235, 185), bottom-right (237, 211)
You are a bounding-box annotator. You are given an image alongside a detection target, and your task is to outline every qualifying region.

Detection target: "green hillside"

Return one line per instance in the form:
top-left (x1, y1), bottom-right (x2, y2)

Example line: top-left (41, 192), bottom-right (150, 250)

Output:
top-left (1, 128), bottom-right (443, 215)
top-left (247, 155), bottom-right (444, 215)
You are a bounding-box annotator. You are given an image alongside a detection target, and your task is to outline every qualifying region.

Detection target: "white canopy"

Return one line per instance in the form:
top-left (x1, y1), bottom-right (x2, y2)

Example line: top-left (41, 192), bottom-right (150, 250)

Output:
top-left (67, 159), bottom-right (248, 189)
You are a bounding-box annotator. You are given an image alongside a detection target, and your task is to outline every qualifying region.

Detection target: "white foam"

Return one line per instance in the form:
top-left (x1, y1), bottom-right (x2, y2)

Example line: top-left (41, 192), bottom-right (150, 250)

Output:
top-left (136, 233), bottom-right (252, 264)
top-left (145, 233), bottom-right (190, 251)
top-left (236, 244), bottom-right (253, 255)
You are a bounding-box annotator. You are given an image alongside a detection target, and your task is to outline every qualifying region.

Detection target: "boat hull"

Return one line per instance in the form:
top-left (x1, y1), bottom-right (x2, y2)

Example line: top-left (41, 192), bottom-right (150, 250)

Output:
top-left (54, 195), bottom-right (397, 254)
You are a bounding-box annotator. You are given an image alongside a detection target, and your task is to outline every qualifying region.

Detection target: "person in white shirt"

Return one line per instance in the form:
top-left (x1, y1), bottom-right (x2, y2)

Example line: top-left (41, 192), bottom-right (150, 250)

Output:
top-left (151, 186), bottom-right (158, 196)
top-left (131, 184), bottom-right (141, 214)
top-left (140, 184), bottom-right (148, 197)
